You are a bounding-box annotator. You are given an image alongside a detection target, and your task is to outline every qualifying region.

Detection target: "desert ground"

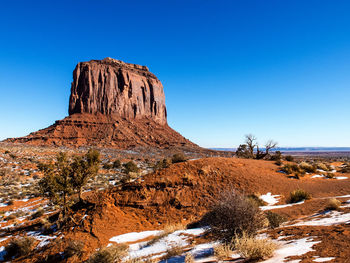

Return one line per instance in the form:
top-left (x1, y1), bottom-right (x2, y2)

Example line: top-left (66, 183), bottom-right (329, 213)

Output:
top-left (0, 142), bottom-right (350, 262)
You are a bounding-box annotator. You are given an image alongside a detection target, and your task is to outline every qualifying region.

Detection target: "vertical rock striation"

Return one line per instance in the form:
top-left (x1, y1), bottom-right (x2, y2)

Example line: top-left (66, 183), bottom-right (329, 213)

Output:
top-left (69, 57), bottom-right (167, 125)
top-left (5, 58), bottom-right (199, 149)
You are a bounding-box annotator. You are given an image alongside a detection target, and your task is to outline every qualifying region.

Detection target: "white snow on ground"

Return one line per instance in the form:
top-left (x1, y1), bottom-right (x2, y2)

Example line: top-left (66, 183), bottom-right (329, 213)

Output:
top-left (334, 194), bottom-right (350, 198)
top-left (260, 193), bottom-right (280, 206)
top-left (293, 211), bottom-right (350, 226)
top-left (312, 174), bottom-right (325, 178)
top-left (112, 228), bottom-right (206, 259)
top-left (313, 257), bottom-right (335, 262)
top-left (260, 201), bottom-right (305, 211)
top-left (311, 174), bottom-right (347, 180)
top-left (27, 231), bottom-right (58, 248)
top-left (340, 199), bottom-right (350, 208)
top-left (109, 230), bottom-right (162, 243)
top-left (335, 176), bottom-right (348, 180)
top-left (262, 237), bottom-right (320, 263)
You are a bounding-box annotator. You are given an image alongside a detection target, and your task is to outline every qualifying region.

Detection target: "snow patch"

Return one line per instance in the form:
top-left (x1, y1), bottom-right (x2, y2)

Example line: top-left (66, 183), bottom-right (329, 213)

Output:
top-left (260, 193), bottom-right (280, 206)
top-left (110, 230), bottom-right (162, 244)
top-left (262, 237), bottom-right (320, 263)
top-left (335, 176), bottom-right (348, 180)
top-left (121, 228), bottom-right (206, 259)
top-left (313, 257), bottom-right (335, 262)
top-left (261, 201), bottom-right (304, 211)
top-left (294, 211), bottom-right (350, 226)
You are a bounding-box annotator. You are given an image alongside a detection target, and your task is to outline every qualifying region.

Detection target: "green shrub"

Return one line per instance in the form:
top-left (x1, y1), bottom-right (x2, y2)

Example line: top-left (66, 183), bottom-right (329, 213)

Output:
top-left (265, 211), bottom-right (286, 228)
top-left (123, 161), bottom-right (139, 174)
top-left (5, 237), bottom-right (36, 258)
top-left (288, 189), bottom-right (311, 203)
top-left (171, 153), bottom-right (187, 163)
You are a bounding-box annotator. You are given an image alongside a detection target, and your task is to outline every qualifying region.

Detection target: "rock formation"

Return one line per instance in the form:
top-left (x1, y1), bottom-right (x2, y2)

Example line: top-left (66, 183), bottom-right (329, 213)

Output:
top-left (5, 58), bottom-right (198, 149)
top-left (69, 58), bottom-right (167, 125)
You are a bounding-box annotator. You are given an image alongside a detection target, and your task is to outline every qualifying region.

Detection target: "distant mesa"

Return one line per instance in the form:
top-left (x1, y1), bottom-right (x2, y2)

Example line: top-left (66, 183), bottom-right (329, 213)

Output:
top-left (5, 58), bottom-right (197, 149)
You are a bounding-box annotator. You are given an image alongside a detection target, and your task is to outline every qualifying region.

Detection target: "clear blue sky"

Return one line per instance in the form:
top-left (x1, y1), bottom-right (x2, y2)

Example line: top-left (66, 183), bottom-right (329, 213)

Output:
top-left (1, 0), bottom-right (350, 148)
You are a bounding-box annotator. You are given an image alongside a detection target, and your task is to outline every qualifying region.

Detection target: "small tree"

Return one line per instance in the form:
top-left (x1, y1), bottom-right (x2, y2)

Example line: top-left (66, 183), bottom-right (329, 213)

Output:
top-left (235, 144), bottom-right (251, 158)
top-left (39, 152), bottom-right (74, 217)
top-left (71, 149), bottom-right (100, 202)
top-left (245, 134), bottom-right (257, 158)
top-left (236, 134), bottom-right (277, 160)
top-left (39, 150), bottom-right (100, 218)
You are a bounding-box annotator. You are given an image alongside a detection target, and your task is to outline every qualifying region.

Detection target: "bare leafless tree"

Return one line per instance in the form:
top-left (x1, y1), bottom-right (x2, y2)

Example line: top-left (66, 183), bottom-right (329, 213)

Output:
top-left (245, 134), bottom-right (257, 157)
top-left (265, 140), bottom-right (278, 155)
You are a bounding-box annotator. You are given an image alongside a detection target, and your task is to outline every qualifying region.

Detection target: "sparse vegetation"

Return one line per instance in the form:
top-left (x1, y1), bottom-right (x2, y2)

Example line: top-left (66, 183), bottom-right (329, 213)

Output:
top-left (38, 149), bottom-right (100, 217)
top-left (185, 253), bottom-right (195, 263)
top-left (64, 240), bottom-right (85, 259)
top-left (299, 162), bottom-right (317, 173)
top-left (265, 211), bottom-right (286, 228)
top-left (326, 198), bottom-right (341, 211)
top-left (87, 243), bottom-right (128, 263)
top-left (113, 159), bottom-right (121, 169)
top-left (30, 208), bottom-right (44, 219)
top-left (247, 194), bottom-right (267, 207)
top-left (154, 158), bottom-right (171, 170)
top-left (145, 223), bottom-right (184, 246)
top-left (171, 153), bottom-right (187, 163)
top-left (162, 245), bottom-right (185, 260)
top-left (234, 232), bottom-right (277, 260)
top-left (236, 134), bottom-right (278, 160)
top-left (285, 155), bottom-right (294, 161)
top-left (288, 189), bottom-right (311, 203)
top-left (103, 162), bottom-right (113, 170)
top-left (203, 190), bottom-right (266, 241)
top-left (214, 243), bottom-right (234, 260)
top-left (123, 161), bottom-right (139, 174)
top-left (5, 236), bottom-right (36, 259)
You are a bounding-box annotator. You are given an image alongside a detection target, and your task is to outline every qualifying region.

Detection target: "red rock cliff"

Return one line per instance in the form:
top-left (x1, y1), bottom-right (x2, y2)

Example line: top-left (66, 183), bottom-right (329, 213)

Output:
top-left (5, 58), bottom-right (199, 149)
top-left (69, 57), bottom-right (167, 125)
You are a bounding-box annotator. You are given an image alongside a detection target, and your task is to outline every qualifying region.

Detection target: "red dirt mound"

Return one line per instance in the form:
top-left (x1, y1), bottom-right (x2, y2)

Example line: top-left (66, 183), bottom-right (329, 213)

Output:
top-left (16, 157), bottom-right (350, 262)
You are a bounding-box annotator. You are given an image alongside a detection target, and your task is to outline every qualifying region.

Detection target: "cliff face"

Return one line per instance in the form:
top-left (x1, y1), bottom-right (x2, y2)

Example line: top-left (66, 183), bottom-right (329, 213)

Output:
top-left (69, 58), bottom-right (167, 125)
top-left (5, 58), bottom-right (198, 149)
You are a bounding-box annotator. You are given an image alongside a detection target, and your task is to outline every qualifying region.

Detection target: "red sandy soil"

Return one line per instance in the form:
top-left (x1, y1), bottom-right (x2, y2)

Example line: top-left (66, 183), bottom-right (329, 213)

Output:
top-left (6, 157), bottom-right (350, 262)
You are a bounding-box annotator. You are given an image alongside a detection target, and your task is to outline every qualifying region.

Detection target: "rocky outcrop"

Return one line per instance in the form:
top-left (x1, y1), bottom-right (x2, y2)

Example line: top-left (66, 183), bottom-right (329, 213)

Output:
top-left (6, 113), bottom-right (196, 149)
top-left (5, 58), bottom-right (199, 149)
top-left (69, 57), bottom-right (167, 125)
